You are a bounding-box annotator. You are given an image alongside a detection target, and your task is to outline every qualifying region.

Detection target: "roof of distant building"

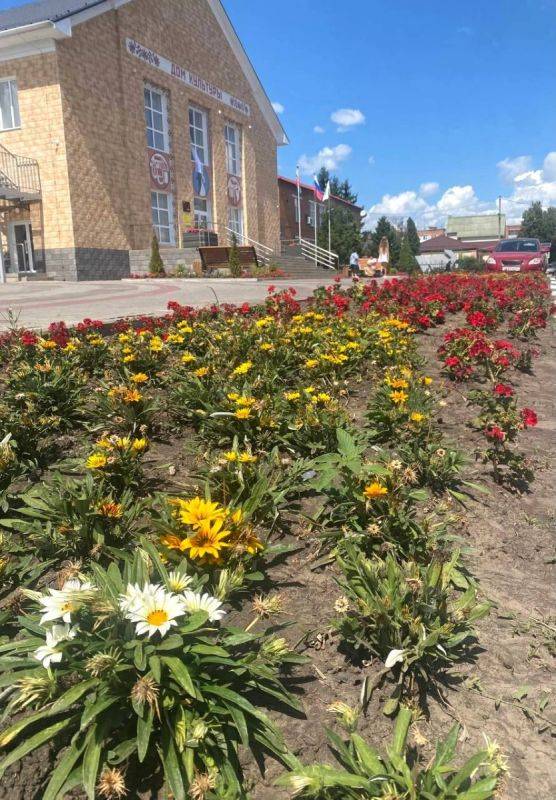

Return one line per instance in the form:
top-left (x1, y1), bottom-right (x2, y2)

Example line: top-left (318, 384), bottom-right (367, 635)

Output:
top-left (278, 175), bottom-right (362, 209)
top-left (0, 0), bottom-right (101, 30)
top-left (420, 235), bottom-right (498, 253)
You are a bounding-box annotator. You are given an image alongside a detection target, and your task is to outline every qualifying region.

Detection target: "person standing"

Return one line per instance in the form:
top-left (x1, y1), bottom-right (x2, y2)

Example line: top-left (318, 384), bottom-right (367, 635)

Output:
top-left (349, 250), bottom-right (360, 276)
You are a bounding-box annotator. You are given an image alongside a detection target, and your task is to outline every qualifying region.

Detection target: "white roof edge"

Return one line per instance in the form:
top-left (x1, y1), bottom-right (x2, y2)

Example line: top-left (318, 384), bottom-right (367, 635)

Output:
top-left (0, 0), bottom-right (289, 147)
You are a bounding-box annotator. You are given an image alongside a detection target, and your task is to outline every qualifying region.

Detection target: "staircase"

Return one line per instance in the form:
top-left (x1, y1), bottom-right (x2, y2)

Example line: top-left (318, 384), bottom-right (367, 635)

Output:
top-left (275, 241), bottom-right (339, 278)
top-left (0, 143), bottom-right (41, 202)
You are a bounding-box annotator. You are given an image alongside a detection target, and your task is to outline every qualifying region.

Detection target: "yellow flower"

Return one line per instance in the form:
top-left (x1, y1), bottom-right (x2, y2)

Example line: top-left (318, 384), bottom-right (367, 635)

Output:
top-left (238, 452), bottom-right (257, 463)
top-left (149, 337), bottom-right (163, 352)
top-left (180, 518), bottom-right (231, 562)
top-left (123, 389), bottom-right (142, 404)
top-left (316, 392), bottom-right (332, 404)
top-left (114, 437), bottom-right (131, 449)
top-left (304, 359), bottom-right (319, 369)
top-left (132, 438), bottom-right (149, 452)
top-left (177, 322), bottom-right (193, 333)
top-left (194, 367), bottom-right (210, 378)
top-left (227, 392), bottom-right (240, 402)
top-left (236, 396), bottom-right (256, 407)
top-left (232, 361), bottom-right (253, 376)
top-left (181, 352), bottom-right (197, 364)
top-left (410, 412), bottom-right (425, 423)
top-left (259, 343), bottom-right (274, 352)
top-left (387, 378), bottom-right (409, 389)
top-left (230, 528), bottom-right (264, 555)
top-left (39, 339), bottom-right (57, 350)
top-left (235, 408), bottom-right (252, 420)
top-left (224, 451), bottom-right (239, 462)
top-left (422, 376), bottom-right (433, 385)
top-left (87, 453), bottom-right (108, 470)
top-left (64, 342), bottom-right (77, 353)
top-left (130, 373), bottom-right (149, 384)
top-left (96, 438), bottom-right (113, 450)
top-left (390, 390), bottom-right (408, 405)
top-left (123, 355), bottom-right (136, 363)
top-left (166, 333), bottom-right (184, 344)
top-left (284, 391), bottom-right (301, 401)
top-left (174, 497), bottom-right (226, 528)
top-left (364, 482), bottom-right (388, 499)
top-left (97, 502), bottom-right (123, 518)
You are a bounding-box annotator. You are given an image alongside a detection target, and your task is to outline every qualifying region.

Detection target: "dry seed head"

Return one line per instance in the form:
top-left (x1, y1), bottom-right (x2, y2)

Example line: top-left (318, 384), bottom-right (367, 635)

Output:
top-left (97, 767), bottom-right (127, 799)
top-left (56, 559), bottom-right (83, 588)
top-left (252, 593), bottom-right (283, 618)
top-left (334, 596), bottom-right (350, 614)
top-left (130, 675), bottom-right (159, 713)
top-left (85, 648), bottom-right (121, 678)
top-left (13, 674), bottom-right (57, 711)
top-left (189, 772), bottom-right (217, 800)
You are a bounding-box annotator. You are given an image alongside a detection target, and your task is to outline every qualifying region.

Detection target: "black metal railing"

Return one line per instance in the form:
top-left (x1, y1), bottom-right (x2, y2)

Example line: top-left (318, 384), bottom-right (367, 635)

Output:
top-left (0, 143), bottom-right (41, 197)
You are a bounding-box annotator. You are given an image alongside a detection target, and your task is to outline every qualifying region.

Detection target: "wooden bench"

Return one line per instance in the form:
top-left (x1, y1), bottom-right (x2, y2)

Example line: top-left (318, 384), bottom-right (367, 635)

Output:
top-left (198, 245), bottom-right (259, 274)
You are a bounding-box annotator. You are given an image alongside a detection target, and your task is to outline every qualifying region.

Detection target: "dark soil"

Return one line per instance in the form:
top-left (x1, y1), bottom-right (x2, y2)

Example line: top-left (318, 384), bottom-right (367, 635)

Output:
top-left (1, 318), bottom-right (554, 800)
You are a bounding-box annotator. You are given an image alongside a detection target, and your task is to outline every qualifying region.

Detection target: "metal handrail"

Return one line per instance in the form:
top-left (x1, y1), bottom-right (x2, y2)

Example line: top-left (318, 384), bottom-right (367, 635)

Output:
top-left (0, 143), bottom-right (41, 197)
top-left (223, 225), bottom-right (274, 265)
top-left (298, 237), bottom-right (339, 270)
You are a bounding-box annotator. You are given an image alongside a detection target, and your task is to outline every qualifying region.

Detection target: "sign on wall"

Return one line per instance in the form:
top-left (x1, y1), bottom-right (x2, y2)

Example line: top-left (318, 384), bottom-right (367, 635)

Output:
top-left (148, 149), bottom-right (171, 190)
top-left (227, 174), bottom-right (242, 207)
top-left (126, 38), bottom-right (251, 117)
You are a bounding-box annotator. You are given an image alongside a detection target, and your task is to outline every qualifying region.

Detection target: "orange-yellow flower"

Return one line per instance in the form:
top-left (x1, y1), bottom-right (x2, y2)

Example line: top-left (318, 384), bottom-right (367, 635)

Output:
top-left (98, 502), bottom-right (123, 518)
top-left (390, 390), bottom-right (408, 405)
top-left (130, 373), bottom-right (149, 384)
top-left (410, 412), bottom-right (425, 423)
top-left (174, 497), bottom-right (226, 528)
top-left (235, 408), bottom-right (252, 420)
top-left (87, 453), bottom-right (108, 470)
top-left (180, 518), bottom-right (231, 561)
top-left (364, 482), bottom-right (388, 499)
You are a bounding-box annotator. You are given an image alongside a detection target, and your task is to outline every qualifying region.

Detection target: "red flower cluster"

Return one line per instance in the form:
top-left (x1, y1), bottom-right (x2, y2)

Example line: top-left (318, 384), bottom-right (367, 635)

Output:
top-left (521, 408), bottom-right (538, 428)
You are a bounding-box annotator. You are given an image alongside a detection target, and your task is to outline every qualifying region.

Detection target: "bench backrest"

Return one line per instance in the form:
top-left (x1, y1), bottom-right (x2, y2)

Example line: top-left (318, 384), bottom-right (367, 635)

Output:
top-left (198, 245), bottom-right (259, 270)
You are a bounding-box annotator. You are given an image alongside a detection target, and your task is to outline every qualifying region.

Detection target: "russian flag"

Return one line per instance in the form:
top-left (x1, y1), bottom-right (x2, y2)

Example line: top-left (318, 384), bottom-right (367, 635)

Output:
top-left (313, 175), bottom-right (324, 202)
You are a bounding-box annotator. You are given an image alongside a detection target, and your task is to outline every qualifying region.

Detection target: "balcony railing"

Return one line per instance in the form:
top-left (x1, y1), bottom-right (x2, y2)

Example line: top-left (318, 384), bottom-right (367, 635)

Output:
top-left (0, 143), bottom-right (41, 200)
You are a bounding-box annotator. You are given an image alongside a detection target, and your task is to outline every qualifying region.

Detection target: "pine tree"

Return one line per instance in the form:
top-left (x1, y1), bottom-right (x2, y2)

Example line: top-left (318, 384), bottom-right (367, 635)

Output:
top-left (316, 166), bottom-right (330, 190)
top-left (317, 207), bottom-right (361, 265)
top-left (338, 179), bottom-right (358, 204)
top-left (149, 234), bottom-right (165, 276)
top-left (406, 217), bottom-right (421, 255)
top-left (228, 232), bottom-right (242, 277)
top-left (398, 235), bottom-right (419, 274)
top-left (370, 216), bottom-right (401, 265)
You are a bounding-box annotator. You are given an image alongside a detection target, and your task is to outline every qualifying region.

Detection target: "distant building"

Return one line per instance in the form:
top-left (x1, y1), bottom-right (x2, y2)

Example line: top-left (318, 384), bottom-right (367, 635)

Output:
top-left (417, 226), bottom-right (445, 243)
top-left (505, 223), bottom-right (522, 238)
top-left (419, 234), bottom-right (498, 261)
top-left (278, 176), bottom-right (362, 242)
top-left (446, 214), bottom-right (505, 242)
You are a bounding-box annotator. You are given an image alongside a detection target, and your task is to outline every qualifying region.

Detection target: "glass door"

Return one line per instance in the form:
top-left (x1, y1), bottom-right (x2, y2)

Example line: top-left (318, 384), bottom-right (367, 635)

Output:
top-left (9, 222), bottom-right (34, 273)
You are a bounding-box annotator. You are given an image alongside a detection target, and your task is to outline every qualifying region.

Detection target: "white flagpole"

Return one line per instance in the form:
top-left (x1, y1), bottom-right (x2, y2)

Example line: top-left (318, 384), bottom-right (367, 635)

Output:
top-left (296, 165), bottom-right (302, 243)
top-left (314, 202), bottom-right (318, 266)
top-left (328, 196), bottom-right (332, 256)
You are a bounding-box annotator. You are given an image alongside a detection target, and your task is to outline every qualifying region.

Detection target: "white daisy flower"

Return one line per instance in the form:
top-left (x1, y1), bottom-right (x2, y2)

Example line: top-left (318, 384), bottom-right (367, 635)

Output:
top-left (181, 591), bottom-right (226, 622)
top-left (124, 585), bottom-right (186, 639)
top-left (167, 571), bottom-right (192, 593)
top-left (39, 579), bottom-right (95, 625)
top-left (34, 624), bottom-right (77, 669)
top-left (118, 582), bottom-right (159, 614)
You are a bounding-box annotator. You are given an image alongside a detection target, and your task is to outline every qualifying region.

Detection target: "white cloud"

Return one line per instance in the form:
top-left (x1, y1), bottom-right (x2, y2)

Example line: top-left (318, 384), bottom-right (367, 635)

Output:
top-left (419, 181), bottom-right (439, 197)
top-left (497, 155), bottom-right (532, 183)
top-left (330, 108), bottom-right (365, 132)
top-left (271, 101), bottom-right (284, 114)
top-left (298, 144), bottom-right (352, 175)
top-left (313, 125), bottom-right (325, 134)
top-left (364, 150), bottom-right (556, 229)
top-left (368, 155), bottom-right (375, 166)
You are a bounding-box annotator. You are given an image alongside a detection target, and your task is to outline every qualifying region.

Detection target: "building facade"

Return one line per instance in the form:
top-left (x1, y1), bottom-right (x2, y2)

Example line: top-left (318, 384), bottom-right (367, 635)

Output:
top-left (446, 214), bottom-right (506, 242)
top-left (278, 176), bottom-right (362, 243)
top-left (417, 226), bottom-right (445, 243)
top-left (0, 0), bottom-right (287, 280)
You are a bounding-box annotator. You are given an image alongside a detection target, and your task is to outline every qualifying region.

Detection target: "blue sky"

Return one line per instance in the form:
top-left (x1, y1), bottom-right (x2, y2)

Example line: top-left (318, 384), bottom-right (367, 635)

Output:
top-left (1, 0), bottom-right (555, 224)
top-left (224, 0), bottom-right (556, 224)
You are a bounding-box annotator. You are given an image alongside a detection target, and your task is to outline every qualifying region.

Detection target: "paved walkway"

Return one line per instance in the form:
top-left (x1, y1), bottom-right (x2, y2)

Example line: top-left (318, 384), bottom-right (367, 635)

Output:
top-left (0, 276), bottom-right (374, 330)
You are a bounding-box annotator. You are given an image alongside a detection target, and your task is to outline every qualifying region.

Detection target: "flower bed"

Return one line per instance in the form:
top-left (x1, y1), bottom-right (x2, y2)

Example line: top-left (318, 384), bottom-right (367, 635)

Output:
top-left (0, 273), bottom-right (553, 799)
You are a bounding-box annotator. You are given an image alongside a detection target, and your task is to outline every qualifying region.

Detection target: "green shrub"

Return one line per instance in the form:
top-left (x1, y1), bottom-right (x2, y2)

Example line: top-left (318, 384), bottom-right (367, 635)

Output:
top-left (148, 233), bottom-right (165, 276)
top-left (229, 233), bottom-right (242, 278)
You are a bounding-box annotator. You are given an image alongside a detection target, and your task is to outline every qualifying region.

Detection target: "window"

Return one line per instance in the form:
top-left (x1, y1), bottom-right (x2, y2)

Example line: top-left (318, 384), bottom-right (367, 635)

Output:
top-left (308, 200), bottom-right (317, 227)
top-left (224, 123), bottom-right (241, 176)
top-left (228, 207), bottom-right (243, 239)
top-left (292, 194), bottom-right (300, 223)
top-left (193, 197), bottom-right (212, 230)
top-left (151, 191), bottom-right (174, 244)
top-left (144, 85), bottom-right (169, 152)
top-left (0, 79), bottom-right (20, 130)
top-left (189, 106), bottom-right (210, 165)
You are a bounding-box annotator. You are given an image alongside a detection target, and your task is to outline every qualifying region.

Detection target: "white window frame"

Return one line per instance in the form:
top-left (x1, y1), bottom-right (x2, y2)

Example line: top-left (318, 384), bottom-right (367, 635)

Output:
top-left (0, 78), bottom-right (20, 131)
top-left (193, 197), bottom-right (212, 230)
top-left (308, 200), bottom-right (317, 227)
top-left (224, 122), bottom-right (241, 177)
top-left (292, 193), bottom-right (300, 223)
top-left (228, 206), bottom-right (243, 239)
top-left (144, 84), bottom-right (169, 153)
top-left (151, 191), bottom-right (174, 245)
top-left (189, 105), bottom-right (210, 166)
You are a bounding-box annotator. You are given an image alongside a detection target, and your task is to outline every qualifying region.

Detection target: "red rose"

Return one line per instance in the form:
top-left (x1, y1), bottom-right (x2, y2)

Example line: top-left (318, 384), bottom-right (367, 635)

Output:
top-left (445, 356), bottom-right (460, 367)
top-left (521, 408), bottom-right (538, 428)
top-left (493, 383), bottom-right (513, 397)
top-left (485, 425), bottom-right (506, 442)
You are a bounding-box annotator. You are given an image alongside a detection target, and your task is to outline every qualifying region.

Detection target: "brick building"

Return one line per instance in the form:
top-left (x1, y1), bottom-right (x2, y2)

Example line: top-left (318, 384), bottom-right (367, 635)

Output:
top-left (278, 175), bottom-right (362, 242)
top-left (0, 0), bottom-right (287, 280)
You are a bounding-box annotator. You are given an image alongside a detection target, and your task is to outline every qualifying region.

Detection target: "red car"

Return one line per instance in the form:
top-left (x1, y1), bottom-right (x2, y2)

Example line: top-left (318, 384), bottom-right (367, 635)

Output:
top-left (485, 238), bottom-right (547, 272)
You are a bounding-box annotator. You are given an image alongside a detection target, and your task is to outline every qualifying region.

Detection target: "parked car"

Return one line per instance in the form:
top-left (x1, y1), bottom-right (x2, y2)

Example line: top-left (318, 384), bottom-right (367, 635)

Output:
top-left (484, 238), bottom-right (547, 272)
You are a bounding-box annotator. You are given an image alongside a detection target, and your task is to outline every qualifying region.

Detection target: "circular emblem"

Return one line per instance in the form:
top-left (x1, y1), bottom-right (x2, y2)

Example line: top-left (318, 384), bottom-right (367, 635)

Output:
top-left (227, 174), bottom-right (242, 207)
top-left (149, 152), bottom-right (171, 190)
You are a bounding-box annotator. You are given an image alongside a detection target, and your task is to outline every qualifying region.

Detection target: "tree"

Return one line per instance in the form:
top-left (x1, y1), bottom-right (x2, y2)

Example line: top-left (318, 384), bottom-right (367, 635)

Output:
top-left (315, 168), bottom-right (358, 204)
top-left (149, 234), bottom-right (165, 275)
top-left (317, 206), bottom-right (361, 265)
top-left (228, 232), bottom-right (242, 277)
top-left (406, 217), bottom-right (421, 255)
top-left (398, 235), bottom-right (419, 274)
top-left (367, 216), bottom-right (401, 266)
top-left (316, 166), bottom-right (330, 190)
top-left (337, 179), bottom-right (358, 204)
top-left (521, 201), bottom-right (556, 242)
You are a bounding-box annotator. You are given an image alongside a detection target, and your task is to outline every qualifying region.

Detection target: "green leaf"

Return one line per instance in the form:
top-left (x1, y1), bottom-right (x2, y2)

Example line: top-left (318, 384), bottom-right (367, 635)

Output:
top-left (160, 726), bottom-right (186, 800)
top-left (391, 706), bottom-right (412, 756)
top-left (160, 656), bottom-right (200, 700)
top-left (137, 706), bottom-right (154, 763)
top-left (43, 738), bottom-right (87, 800)
top-left (0, 716), bottom-right (76, 779)
top-left (512, 685), bottom-right (531, 701)
top-left (50, 679), bottom-right (98, 714)
top-left (82, 724), bottom-right (105, 800)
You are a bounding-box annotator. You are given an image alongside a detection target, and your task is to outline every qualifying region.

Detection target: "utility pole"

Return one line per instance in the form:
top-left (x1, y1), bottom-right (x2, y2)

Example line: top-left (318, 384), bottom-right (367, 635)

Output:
top-left (498, 196), bottom-right (503, 240)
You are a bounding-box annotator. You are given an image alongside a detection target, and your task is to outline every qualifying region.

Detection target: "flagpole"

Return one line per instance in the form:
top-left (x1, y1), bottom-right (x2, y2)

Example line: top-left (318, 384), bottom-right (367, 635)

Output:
top-left (328, 196), bottom-right (331, 256)
top-left (296, 165), bottom-right (302, 243)
top-left (314, 203), bottom-right (318, 267)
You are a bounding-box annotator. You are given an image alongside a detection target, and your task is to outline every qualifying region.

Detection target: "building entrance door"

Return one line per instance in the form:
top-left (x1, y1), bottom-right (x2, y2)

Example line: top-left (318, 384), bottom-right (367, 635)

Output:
top-left (9, 221), bottom-right (34, 273)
